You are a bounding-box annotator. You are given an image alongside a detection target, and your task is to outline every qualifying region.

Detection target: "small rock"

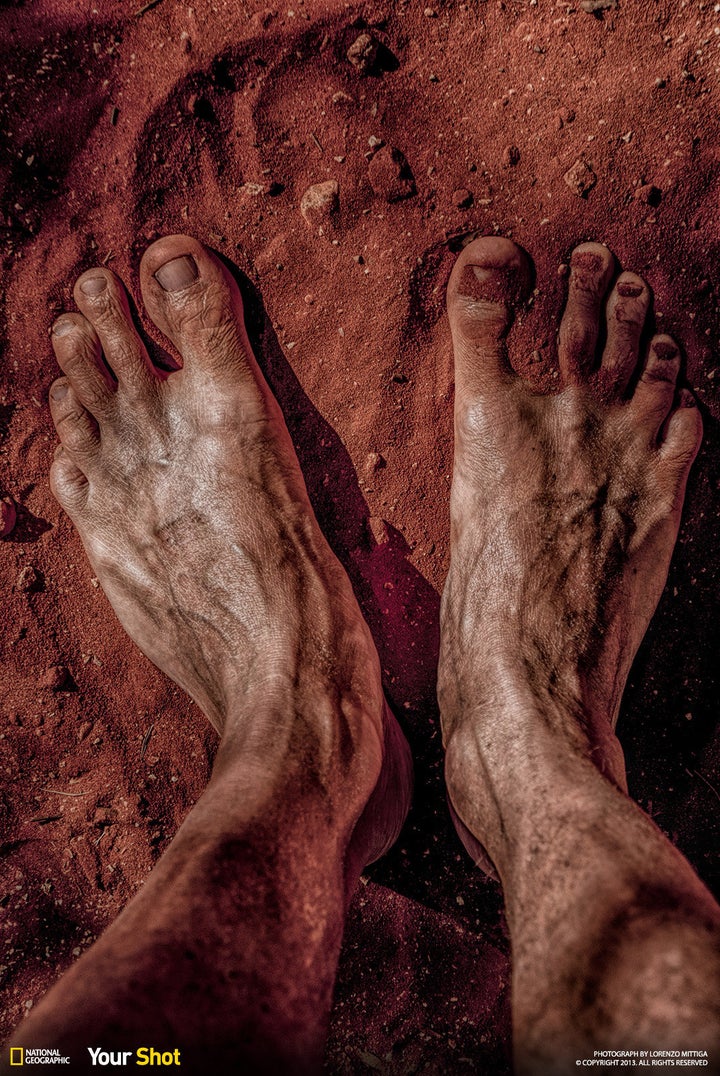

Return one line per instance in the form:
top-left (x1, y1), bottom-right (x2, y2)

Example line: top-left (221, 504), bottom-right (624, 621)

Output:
top-left (367, 516), bottom-right (390, 546)
top-left (634, 183), bottom-right (661, 207)
top-left (503, 145), bottom-right (521, 167)
top-left (424, 6), bottom-right (437, 14)
top-left (16, 564), bottom-right (42, 593)
top-left (93, 808), bottom-right (113, 826)
top-left (364, 451), bottom-right (386, 475)
top-left (40, 665), bottom-right (70, 692)
top-left (187, 95), bottom-right (214, 121)
top-left (368, 146), bottom-right (416, 202)
top-left (347, 32), bottom-right (379, 74)
top-left (563, 158), bottom-right (597, 198)
top-left (557, 263), bottom-right (569, 278)
top-left (1, 496), bottom-right (17, 537)
top-left (580, 0), bottom-right (617, 11)
top-left (452, 187), bottom-right (473, 209)
top-left (299, 180), bottom-right (340, 230)
top-left (556, 107), bottom-right (576, 129)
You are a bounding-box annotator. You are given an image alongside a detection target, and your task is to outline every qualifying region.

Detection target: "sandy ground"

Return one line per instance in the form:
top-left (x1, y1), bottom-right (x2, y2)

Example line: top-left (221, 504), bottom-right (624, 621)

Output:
top-left (1, 0), bottom-right (719, 1071)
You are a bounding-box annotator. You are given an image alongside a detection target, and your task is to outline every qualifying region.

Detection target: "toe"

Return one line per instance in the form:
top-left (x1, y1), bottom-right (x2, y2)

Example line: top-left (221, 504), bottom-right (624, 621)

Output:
top-left (446, 236), bottom-right (532, 393)
top-left (139, 235), bottom-right (267, 405)
top-left (558, 242), bottom-right (615, 384)
top-left (598, 271), bottom-right (651, 397)
top-left (49, 379), bottom-right (100, 464)
top-left (74, 268), bottom-right (160, 395)
top-left (659, 388), bottom-right (703, 468)
top-left (629, 335), bottom-right (682, 437)
top-left (51, 314), bottom-right (115, 415)
top-left (50, 446), bottom-right (89, 514)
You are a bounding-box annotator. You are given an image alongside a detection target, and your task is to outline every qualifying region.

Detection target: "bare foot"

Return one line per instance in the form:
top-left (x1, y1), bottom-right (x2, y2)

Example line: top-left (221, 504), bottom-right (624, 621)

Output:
top-left (49, 234), bottom-right (411, 873)
top-left (438, 237), bottom-right (703, 873)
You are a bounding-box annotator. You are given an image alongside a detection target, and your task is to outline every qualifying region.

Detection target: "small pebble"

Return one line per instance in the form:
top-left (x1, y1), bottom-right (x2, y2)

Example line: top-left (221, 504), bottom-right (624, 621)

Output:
top-left (364, 451), bottom-right (386, 475)
top-left (367, 516), bottom-right (390, 546)
top-left (16, 564), bottom-right (41, 592)
top-left (299, 180), bottom-right (340, 229)
top-left (563, 158), bottom-right (597, 198)
top-left (1, 496), bottom-right (17, 537)
top-left (347, 32), bottom-right (379, 74)
top-left (452, 188), bottom-right (473, 209)
top-left (634, 184), bottom-right (661, 207)
top-left (580, 0), bottom-right (617, 10)
top-left (368, 146), bottom-right (416, 202)
top-left (40, 665), bottom-right (70, 692)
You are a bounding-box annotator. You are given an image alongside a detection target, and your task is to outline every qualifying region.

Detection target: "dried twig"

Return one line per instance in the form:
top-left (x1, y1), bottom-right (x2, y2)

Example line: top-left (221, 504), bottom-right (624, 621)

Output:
top-left (141, 724), bottom-right (155, 759)
top-left (693, 769), bottom-right (720, 806)
top-left (135, 0), bottom-right (164, 16)
top-left (42, 788), bottom-right (92, 797)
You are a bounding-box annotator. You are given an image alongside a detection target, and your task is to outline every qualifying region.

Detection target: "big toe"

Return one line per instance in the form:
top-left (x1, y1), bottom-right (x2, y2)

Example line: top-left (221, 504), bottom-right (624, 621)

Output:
top-left (140, 235), bottom-right (266, 401)
top-left (447, 236), bottom-right (532, 393)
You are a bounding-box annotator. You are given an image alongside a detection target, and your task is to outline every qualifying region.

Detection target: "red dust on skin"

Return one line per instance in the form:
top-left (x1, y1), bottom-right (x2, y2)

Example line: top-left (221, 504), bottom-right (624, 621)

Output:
top-left (1, 0), bottom-right (720, 1071)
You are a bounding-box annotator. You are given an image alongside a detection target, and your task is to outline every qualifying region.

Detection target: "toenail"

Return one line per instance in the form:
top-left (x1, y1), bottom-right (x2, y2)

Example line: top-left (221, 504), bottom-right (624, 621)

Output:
top-left (52, 319), bottom-right (74, 337)
top-left (571, 251), bottom-right (604, 273)
top-left (50, 382), bottom-right (69, 401)
top-left (653, 341), bottom-right (678, 361)
top-left (616, 282), bottom-right (644, 298)
top-left (80, 275), bottom-right (107, 296)
top-left (155, 255), bottom-right (198, 292)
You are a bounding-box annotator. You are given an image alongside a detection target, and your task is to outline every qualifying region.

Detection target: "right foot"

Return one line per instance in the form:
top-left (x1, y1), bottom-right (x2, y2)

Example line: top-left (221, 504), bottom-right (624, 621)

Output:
top-left (438, 237), bottom-right (703, 874)
top-left (48, 234), bottom-right (412, 873)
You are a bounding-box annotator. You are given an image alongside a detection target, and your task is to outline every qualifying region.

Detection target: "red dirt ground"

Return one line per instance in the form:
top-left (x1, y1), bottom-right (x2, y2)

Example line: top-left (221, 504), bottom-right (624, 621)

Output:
top-left (2, 0), bottom-right (719, 1071)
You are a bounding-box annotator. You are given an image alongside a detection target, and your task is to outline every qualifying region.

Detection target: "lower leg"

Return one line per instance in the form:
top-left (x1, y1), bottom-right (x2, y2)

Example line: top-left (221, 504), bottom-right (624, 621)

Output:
top-left (439, 237), bottom-right (720, 1071)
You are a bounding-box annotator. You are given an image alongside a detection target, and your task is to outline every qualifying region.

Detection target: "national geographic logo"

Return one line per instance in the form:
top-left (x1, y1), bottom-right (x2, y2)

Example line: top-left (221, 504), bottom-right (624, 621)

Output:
top-left (9, 1048), bottom-right (71, 1065)
top-left (6, 1048), bottom-right (181, 1068)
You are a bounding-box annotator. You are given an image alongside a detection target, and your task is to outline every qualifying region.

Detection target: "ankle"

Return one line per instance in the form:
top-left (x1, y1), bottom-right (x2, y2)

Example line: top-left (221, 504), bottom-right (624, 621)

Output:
top-left (442, 678), bottom-right (628, 873)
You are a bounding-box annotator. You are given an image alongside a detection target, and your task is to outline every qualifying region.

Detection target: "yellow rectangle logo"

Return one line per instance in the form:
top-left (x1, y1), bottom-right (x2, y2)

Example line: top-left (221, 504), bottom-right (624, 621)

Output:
top-left (9, 1047), bottom-right (23, 1066)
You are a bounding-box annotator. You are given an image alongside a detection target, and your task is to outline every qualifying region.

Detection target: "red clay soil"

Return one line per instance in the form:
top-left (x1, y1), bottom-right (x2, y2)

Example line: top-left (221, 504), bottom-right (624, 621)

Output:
top-left (2, 0), bottom-right (720, 1071)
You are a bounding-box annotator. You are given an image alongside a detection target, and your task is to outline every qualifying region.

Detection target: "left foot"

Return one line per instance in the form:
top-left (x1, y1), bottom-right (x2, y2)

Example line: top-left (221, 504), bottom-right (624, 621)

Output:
top-left (438, 238), bottom-right (703, 872)
top-left (48, 234), bottom-right (412, 872)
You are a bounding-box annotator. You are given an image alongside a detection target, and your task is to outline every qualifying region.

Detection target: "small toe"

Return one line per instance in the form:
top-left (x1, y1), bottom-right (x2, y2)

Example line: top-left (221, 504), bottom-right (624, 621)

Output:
top-left (599, 271), bottom-right (651, 397)
top-left (630, 335), bottom-right (682, 436)
top-left (659, 388), bottom-right (703, 467)
top-left (50, 448), bottom-right (89, 513)
top-left (51, 314), bottom-right (115, 415)
top-left (74, 268), bottom-right (159, 395)
top-left (446, 236), bottom-right (532, 393)
top-left (558, 242), bottom-right (615, 384)
top-left (49, 379), bottom-right (100, 463)
top-left (139, 235), bottom-right (266, 404)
